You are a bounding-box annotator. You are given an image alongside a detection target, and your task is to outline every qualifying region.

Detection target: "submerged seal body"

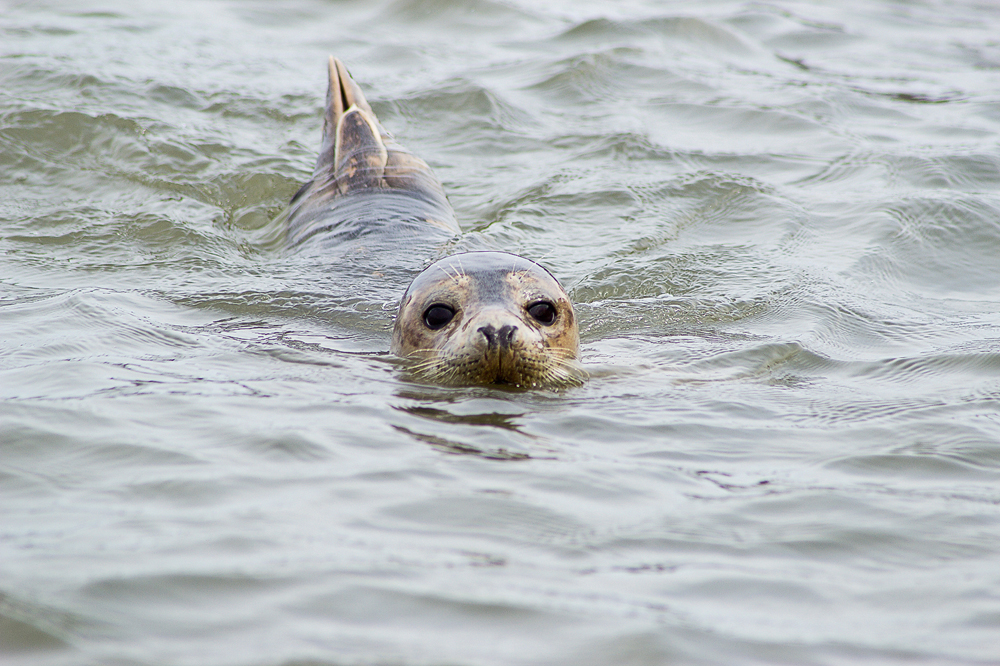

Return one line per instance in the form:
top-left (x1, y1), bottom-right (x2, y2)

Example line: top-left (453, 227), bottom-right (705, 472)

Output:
top-left (286, 58), bottom-right (581, 387)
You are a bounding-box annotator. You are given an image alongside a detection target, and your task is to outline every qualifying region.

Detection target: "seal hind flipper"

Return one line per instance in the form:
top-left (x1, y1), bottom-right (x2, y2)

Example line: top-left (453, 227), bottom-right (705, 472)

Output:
top-left (286, 57), bottom-right (461, 245)
top-left (318, 57), bottom-right (387, 192)
top-left (333, 102), bottom-right (388, 193)
top-left (323, 56), bottom-right (377, 144)
top-left (317, 57), bottom-right (449, 202)
top-left (315, 56), bottom-right (388, 194)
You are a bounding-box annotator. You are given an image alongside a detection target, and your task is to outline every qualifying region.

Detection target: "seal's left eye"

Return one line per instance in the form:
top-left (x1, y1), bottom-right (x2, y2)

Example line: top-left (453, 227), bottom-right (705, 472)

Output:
top-left (423, 304), bottom-right (455, 330)
top-left (527, 301), bottom-right (557, 325)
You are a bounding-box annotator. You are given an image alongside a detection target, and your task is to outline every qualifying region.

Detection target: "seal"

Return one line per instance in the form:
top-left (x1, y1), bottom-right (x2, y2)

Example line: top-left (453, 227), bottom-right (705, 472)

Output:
top-left (286, 57), bottom-right (582, 388)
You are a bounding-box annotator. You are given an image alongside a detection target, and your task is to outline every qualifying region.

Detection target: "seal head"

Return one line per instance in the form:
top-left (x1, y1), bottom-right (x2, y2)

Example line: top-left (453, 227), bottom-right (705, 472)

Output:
top-left (392, 251), bottom-right (582, 388)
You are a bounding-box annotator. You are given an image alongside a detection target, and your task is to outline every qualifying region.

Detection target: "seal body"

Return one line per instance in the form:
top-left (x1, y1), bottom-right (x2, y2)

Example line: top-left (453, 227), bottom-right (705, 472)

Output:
top-left (287, 58), bottom-right (581, 388)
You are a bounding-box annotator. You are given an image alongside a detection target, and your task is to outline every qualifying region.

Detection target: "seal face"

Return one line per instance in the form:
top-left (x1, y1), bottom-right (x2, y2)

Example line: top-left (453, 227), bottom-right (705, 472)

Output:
top-left (392, 251), bottom-right (582, 388)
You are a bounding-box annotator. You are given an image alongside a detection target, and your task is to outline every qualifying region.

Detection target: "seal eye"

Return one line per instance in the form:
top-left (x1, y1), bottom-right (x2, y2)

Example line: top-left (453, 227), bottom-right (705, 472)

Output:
top-left (423, 304), bottom-right (455, 330)
top-left (527, 301), bottom-right (557, 326)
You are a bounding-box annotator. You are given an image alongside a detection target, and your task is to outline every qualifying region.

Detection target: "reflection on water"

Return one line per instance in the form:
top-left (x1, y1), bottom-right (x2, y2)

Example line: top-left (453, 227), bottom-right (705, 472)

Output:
top-left (3, 0), bottom-right (1000, 664)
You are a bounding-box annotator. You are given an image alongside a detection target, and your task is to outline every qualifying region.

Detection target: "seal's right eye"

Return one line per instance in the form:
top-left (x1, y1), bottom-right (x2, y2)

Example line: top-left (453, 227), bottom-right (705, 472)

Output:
top-left (423, 304), bottom-right (455, 330)
top-left (527, 301), bottom-right (557, 325)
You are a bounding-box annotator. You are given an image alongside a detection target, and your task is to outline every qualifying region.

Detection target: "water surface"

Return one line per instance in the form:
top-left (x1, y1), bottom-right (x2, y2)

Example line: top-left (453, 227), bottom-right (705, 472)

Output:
top-left (3, 0), bottom-right (1000, 664)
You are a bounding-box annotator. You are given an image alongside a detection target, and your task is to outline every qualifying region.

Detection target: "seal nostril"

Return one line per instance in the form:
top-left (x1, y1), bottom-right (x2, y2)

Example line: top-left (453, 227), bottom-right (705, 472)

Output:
top-left (497, 324), bottom-right (517, 348)
top-left (478, 324), bottom-right (497, 347)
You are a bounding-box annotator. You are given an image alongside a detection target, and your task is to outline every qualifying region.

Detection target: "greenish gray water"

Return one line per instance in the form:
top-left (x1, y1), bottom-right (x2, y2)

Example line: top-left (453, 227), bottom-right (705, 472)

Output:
top-left (3, 0), bottom-right (1000, 664)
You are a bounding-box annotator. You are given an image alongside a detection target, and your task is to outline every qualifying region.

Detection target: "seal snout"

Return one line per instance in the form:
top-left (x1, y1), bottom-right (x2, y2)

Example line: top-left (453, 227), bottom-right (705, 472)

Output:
top-left (478, 323), bottom-right (517, 350)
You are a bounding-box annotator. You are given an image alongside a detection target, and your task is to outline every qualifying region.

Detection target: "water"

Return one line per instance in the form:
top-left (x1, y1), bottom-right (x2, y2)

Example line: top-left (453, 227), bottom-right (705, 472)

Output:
top-left (3, 0), bottom-right (1000, 663)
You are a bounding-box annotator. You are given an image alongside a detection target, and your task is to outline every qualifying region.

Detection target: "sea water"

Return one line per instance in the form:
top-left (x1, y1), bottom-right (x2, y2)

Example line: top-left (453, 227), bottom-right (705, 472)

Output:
top-left (3, 0), bottom-right (1000, 664)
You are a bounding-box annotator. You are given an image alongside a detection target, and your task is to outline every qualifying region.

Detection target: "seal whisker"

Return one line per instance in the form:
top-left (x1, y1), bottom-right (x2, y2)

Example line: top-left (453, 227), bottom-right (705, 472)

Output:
top-left (439, 261), bottom-right (464, 286)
